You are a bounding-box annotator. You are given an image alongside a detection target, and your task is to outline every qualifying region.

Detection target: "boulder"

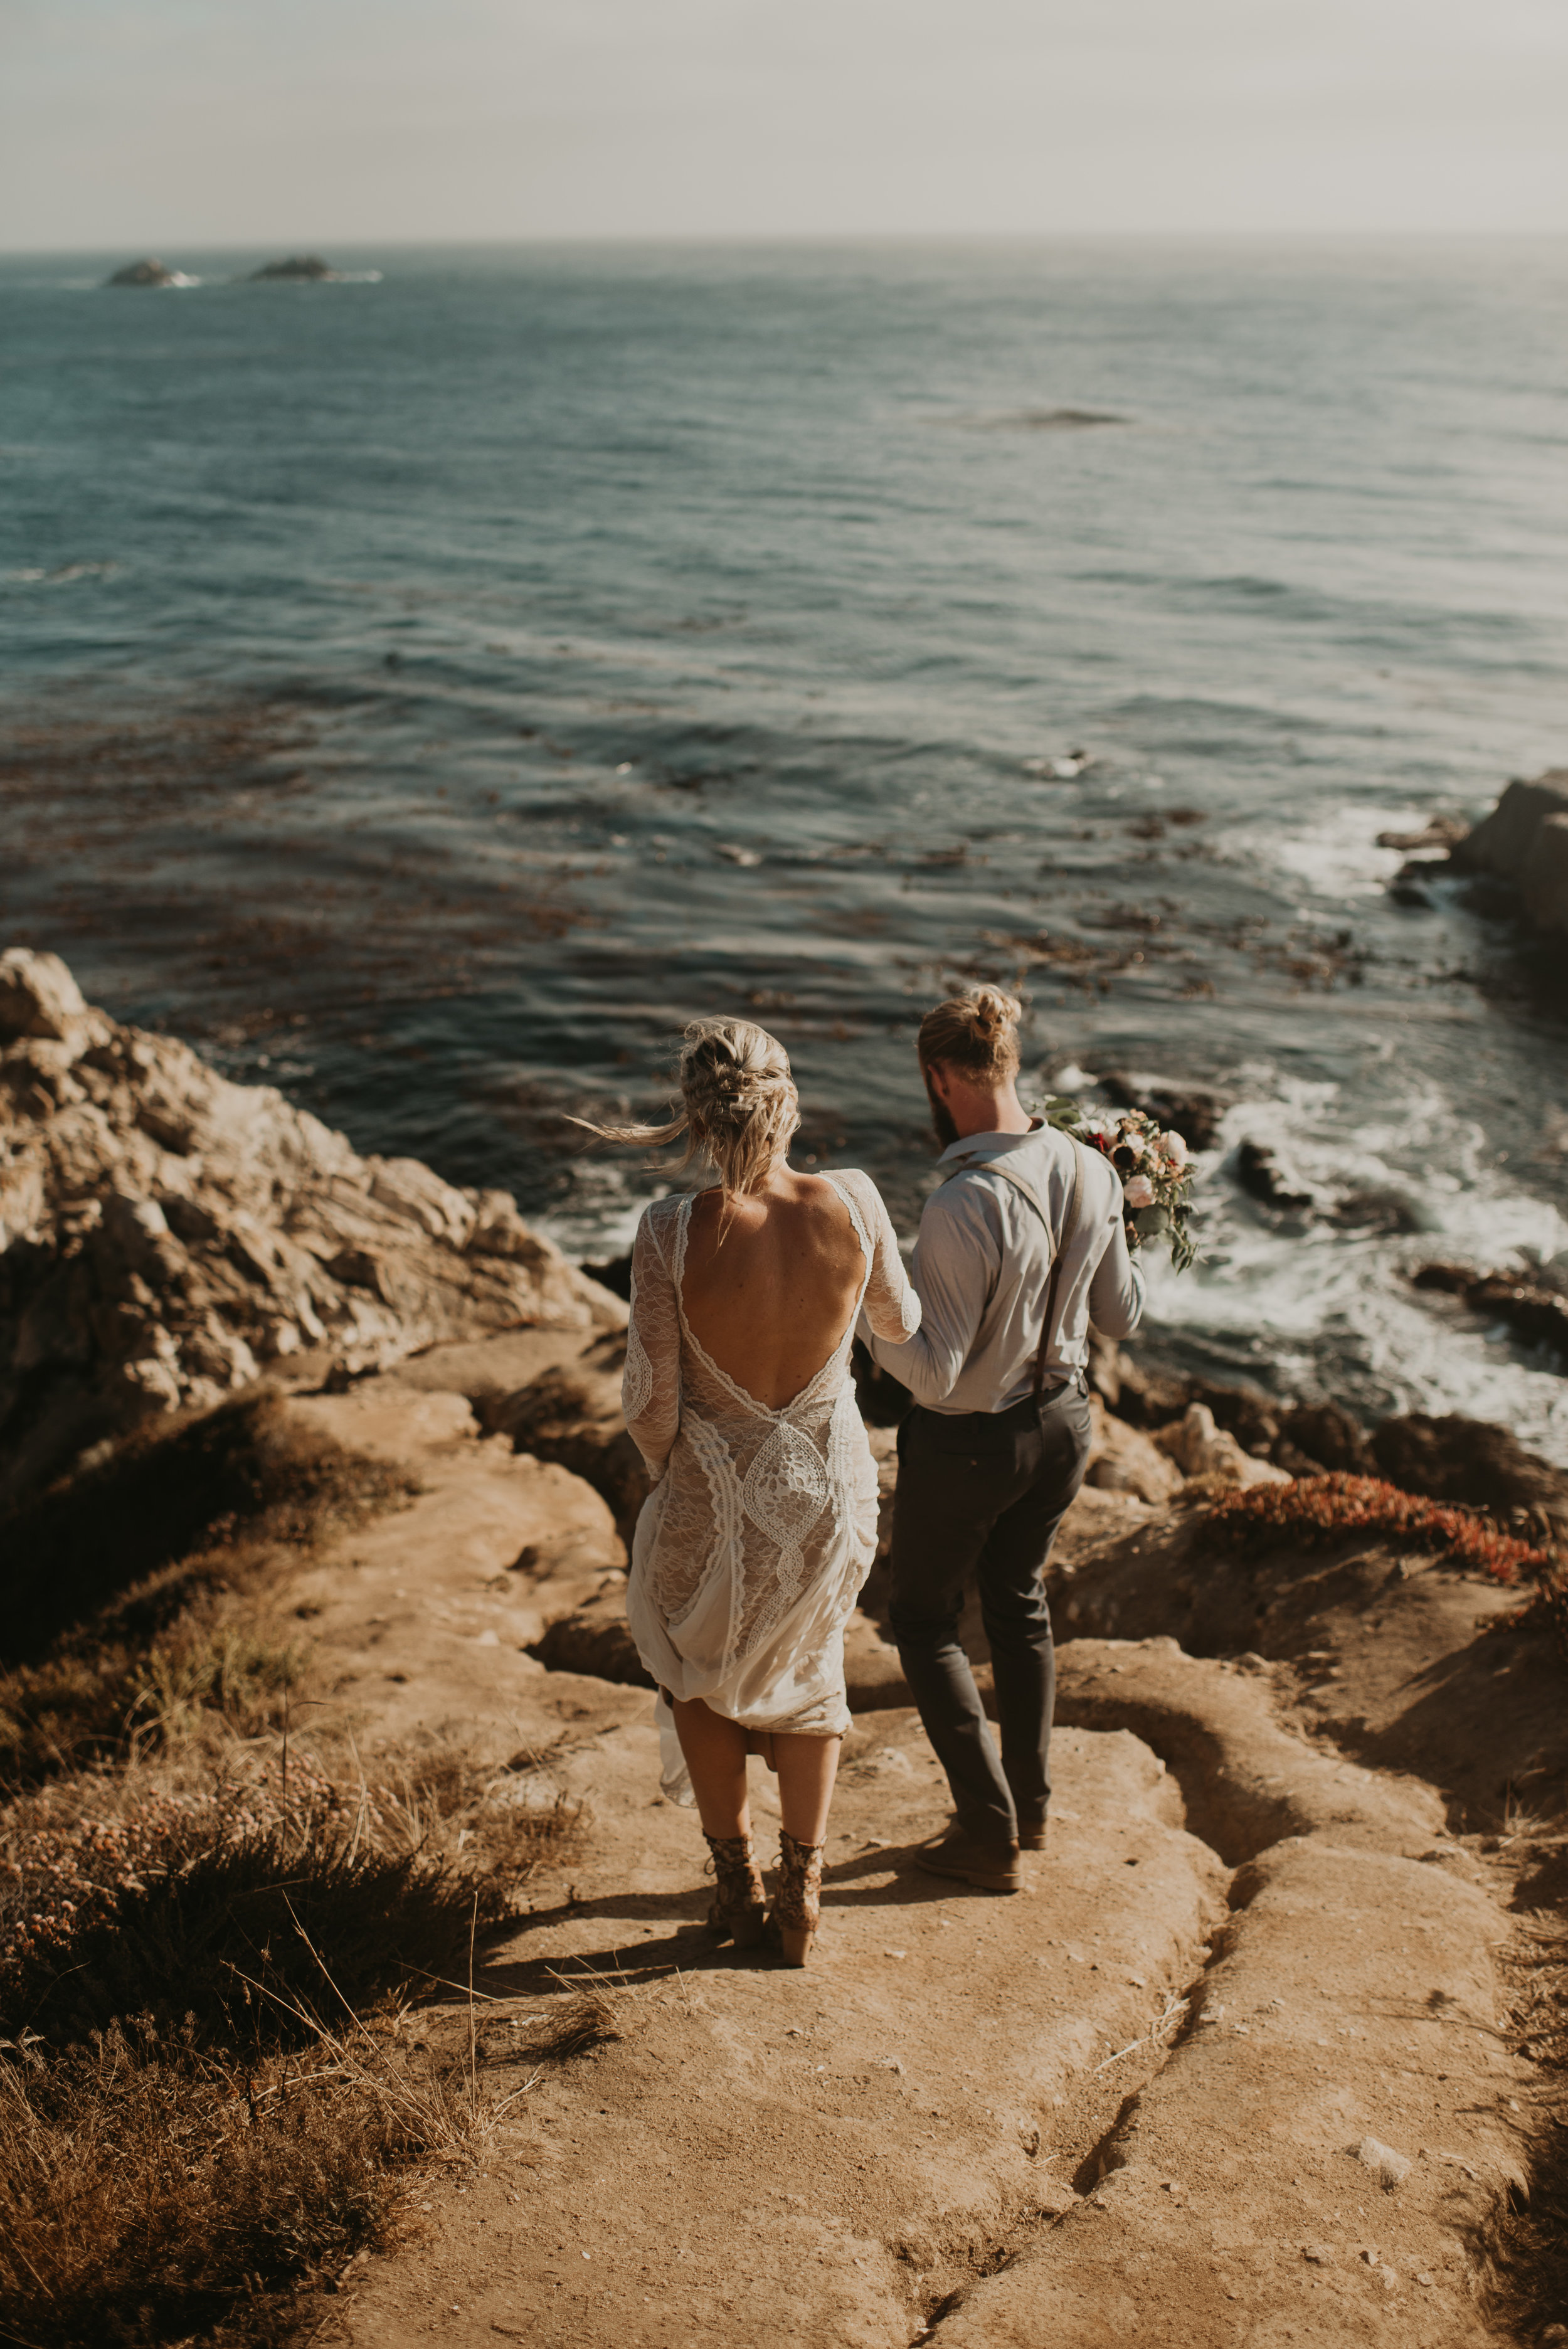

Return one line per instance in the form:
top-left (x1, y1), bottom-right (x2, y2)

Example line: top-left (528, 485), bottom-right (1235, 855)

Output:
top-left (1084, 1395), bottom-right (1184, 1504)
top-left (0, 950), bottom-right (88, 1042)
top-left (1274, 1399), bottom-right (1374, 1476)
top-left (1155, 1403), bottom-right (1292, 1491)
top-left (1522, 810), bottom-right (1568, 935)
top-left (0, 950), bottom-right (623, 1503)
top-left (1370, 1412), bottom-right (1568, 1530)
top-left (1451, 771), bottom-right (1568, 934)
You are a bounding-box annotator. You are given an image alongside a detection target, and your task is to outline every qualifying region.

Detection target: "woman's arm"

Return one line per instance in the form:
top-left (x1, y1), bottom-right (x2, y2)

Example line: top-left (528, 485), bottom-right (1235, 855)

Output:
top-left (623, 1209), bottom-right (681, 1481)
top-left (856, 1175), bottom-right (923, 1345)
top-left (866, 1180), bottom-right (999, 1408)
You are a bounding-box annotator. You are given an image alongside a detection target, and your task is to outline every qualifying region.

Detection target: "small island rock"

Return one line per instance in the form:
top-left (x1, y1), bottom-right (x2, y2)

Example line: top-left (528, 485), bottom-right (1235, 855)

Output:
top-left (105, 258), bottom-right (177, 288)
top-left (248, 255), bottom-right (338, 282)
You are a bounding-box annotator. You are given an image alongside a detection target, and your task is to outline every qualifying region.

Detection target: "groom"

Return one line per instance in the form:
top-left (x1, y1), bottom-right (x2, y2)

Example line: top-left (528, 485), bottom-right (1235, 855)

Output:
top-left (867, 987), bottom-right (1145, 1890)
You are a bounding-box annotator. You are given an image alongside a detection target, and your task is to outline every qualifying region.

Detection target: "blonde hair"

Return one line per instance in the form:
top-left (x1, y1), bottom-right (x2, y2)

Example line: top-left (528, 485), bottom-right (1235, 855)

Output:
top-left (570, 1018), bottom-right (800, 1197)
top-left (917, 985), bottom-right (1022, 1082)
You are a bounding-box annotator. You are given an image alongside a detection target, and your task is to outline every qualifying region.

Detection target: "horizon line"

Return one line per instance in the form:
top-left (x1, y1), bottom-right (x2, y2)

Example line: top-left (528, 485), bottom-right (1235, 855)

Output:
top-left (6, 226), bottom-right (1568, 261)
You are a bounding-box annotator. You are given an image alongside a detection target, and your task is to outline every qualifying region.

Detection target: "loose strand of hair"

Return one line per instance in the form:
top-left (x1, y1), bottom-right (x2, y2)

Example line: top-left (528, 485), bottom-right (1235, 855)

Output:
top-left (562, 1110), bottom-right (691, 1151)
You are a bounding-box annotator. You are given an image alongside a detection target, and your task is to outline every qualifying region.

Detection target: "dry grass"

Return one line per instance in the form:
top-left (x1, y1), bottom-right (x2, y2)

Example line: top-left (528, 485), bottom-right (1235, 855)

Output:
top-left (0, 1747), bottom-right (581, 2346)
top-left (0, 2018), bottom-right (456, 2349)
top-left (529, 1958), bottom-right (643, 2064)
top-left (0, 1621), bottom-right (306, 1788)
top-left (0, 1393), bottom-right (415, 1790)
top-left (1, 1748), bottom-right (581, 2049)
top-left (1475, 1832), bottom-right (1568, 2336)
top-left (0, 1396), bottom-right (583, 2344)
top-left (4, 1391), bottom-right (414, 1667)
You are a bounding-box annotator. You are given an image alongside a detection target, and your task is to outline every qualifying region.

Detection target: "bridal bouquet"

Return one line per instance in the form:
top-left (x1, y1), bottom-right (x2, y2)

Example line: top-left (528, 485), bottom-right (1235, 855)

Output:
top-left (1042, 1098), bottom-right (1200, 1273)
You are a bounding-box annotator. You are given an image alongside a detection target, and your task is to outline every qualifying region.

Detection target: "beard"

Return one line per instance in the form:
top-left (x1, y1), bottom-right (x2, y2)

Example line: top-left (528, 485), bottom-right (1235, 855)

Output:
top-left (924, 1074), bottom-right (960, 1149)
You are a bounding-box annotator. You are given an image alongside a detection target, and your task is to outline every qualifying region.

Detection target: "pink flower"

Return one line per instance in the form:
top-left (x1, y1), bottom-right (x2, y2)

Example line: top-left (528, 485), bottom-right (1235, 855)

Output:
top-left (1160, 1130), bottom-right (1189, 1168)
top-left (1124, 1174), bottom-right (1156, 1209)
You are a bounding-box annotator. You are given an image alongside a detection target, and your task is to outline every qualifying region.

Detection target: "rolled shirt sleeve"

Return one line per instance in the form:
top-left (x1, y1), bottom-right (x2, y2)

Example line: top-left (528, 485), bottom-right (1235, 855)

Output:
top-left (1088, 1205), bottom-right (1147, 1339)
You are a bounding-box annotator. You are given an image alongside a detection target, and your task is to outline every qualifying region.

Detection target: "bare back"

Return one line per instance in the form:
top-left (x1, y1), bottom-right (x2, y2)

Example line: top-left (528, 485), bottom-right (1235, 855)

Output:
top-left (679, 1172), bottom-right (867, 1412)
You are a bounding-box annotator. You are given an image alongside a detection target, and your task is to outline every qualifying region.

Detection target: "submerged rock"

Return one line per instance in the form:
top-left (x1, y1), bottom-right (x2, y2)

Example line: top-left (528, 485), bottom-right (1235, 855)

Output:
top-left (1234, 1138), bottom-right (1314, 1213)
top-left (0, 946), bottom-right (623, 1503)
top-left (1100, 1071), bottom-right (1229, 1153)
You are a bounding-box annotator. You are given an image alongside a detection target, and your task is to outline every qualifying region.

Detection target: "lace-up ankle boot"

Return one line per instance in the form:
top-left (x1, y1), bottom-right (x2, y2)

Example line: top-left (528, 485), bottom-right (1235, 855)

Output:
top-left (768, 1830), bottom-right (824, 1967)
top-left (704, 1833), bottom-right (766, 1948)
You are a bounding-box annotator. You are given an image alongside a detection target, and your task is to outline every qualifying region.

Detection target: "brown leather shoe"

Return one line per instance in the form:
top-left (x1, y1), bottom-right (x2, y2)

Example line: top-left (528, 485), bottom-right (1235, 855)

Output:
top-left (916, 1828), bottom-right (1022, 1892)
top-left (1015, 1817), bottom-right (1048, 1853)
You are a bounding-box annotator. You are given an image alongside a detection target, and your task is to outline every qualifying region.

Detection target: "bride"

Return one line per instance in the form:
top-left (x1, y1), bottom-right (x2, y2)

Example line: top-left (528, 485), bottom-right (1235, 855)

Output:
top-left (576, 1020), bottom-right (919, 1965)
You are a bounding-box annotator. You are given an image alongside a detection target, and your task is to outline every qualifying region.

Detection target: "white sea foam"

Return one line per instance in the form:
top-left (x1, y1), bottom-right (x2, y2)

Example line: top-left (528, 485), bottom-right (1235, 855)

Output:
top-left (1143, 1072), bottom-right (1568, 1461)
top-left (1215, 802), bottom-right (1428, 904)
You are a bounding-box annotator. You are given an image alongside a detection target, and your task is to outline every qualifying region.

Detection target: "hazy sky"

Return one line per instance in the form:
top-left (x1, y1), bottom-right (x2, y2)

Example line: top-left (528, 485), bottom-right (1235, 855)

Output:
top-left (4, 0), bottom-right (1567, 252)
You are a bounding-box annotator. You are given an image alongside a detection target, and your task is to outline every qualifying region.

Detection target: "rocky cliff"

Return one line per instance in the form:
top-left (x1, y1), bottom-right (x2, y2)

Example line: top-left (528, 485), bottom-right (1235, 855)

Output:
top-left (0, 948), bottom-right (623, 1504)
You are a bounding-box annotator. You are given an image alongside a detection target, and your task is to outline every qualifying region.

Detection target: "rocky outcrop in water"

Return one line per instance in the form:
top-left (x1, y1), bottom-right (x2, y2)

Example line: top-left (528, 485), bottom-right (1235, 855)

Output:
top-left (248, 256), bottom-right (338, 282)
top-left (104, 259), bottom-right (178, 288)
top-left (1451, 770), bottom-right (1568, 934)
top-left (1412, 1259), bottom-right (1568, 1367)
top-left (0, 948), bottom-right (623, 1503)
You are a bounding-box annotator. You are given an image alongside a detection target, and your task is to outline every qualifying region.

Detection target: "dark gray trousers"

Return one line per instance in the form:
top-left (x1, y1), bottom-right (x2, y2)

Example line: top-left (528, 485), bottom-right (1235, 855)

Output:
top-left (886, 1382), bottom-right (1093, 1846)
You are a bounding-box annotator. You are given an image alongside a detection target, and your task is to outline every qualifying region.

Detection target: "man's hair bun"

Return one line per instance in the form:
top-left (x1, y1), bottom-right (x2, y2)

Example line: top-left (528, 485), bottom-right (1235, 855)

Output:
top-left (918, 986), bottom-right (1022, 1081)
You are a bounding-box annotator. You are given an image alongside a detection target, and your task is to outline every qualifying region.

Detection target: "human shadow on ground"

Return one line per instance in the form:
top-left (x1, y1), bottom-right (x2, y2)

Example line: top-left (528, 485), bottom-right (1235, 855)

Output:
top-left (474, 1841), bottom-right (993, 1995)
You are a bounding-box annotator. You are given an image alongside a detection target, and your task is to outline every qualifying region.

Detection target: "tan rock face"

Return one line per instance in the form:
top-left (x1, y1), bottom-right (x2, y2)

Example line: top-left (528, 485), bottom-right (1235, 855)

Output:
top-left (1085, 1392), bottom-right (1185, 1503)
top-left (0, 948), bottom-right (624, 1502)
top-left (1155, 1400), bottom-right (1293, 1490)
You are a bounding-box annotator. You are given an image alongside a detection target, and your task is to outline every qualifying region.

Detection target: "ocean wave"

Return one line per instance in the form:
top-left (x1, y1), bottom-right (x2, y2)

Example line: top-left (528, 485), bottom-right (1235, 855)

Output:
top-left (3, 561), bottom-right (119, 588)
top-left (1214, 801), bottom-right (1438, 903)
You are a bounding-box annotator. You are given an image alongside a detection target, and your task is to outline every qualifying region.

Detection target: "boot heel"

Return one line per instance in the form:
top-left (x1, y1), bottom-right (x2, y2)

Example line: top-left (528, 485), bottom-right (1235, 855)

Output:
top-left (767, 1830), bottom-right (824, 1969)
top-left (731, 1907), bottom-right (769, 1951)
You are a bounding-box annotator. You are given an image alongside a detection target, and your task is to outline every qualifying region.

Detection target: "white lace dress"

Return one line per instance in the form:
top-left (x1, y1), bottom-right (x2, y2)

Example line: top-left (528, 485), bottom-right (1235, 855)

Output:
top-left (620, 1171), bottom-right (921, 1802)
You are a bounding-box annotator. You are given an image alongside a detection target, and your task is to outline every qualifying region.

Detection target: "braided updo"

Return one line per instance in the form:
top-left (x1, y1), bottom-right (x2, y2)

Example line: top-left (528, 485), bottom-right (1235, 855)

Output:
top-left (916, 985), bottom-right (1022, 1083)
top-left (571, 1018), bottom-right (801, 1196)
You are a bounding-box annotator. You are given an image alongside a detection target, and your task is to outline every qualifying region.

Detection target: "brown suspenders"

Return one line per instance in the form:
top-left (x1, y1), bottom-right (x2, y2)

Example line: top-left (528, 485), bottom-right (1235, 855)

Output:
top-left (940, 1137), bottom-right (1087, 1399)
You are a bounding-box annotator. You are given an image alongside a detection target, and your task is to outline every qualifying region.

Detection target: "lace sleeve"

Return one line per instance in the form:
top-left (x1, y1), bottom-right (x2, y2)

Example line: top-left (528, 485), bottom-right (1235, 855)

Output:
top-left (623, 1206), bottom-right (681, 1482)
top-left (847, 1172), bottom-right (921, 1343)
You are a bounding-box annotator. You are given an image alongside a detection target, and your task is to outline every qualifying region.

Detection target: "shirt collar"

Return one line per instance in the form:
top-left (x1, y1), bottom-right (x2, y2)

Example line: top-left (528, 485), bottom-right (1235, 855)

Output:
top-left (936, 1120), bottom-right (1046, 1165)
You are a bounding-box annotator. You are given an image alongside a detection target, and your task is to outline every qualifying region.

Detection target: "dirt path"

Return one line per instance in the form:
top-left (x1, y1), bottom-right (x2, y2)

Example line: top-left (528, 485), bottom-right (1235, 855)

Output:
top-left (273, 1378), bottom-right (1532, 2348)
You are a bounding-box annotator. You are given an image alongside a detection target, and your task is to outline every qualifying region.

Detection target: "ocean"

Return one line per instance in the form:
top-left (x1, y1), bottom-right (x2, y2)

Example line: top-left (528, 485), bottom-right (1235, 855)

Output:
top-left (3, 239), bottom-right (1567, 1453)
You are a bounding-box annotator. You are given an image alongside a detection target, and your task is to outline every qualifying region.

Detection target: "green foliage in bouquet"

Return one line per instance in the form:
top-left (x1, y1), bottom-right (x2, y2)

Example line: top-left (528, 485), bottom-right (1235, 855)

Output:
top-left (1041, 1097), bottom-right (1201, 1273)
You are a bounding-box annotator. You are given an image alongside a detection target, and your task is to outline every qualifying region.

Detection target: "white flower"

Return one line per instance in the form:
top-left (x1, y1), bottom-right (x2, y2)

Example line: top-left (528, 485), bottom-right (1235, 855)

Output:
top-left (1124, 1174), bottom-right (1156, 1209)
top-left (1160, 1130), bottom-right (1189, 1167)
top-left (1118, 1125), bottom-right (1145, 1160)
